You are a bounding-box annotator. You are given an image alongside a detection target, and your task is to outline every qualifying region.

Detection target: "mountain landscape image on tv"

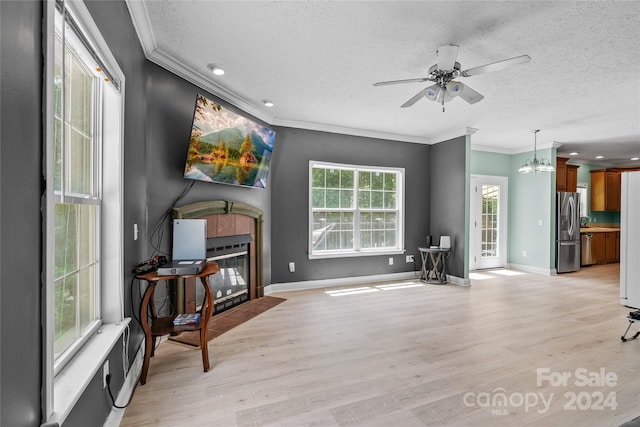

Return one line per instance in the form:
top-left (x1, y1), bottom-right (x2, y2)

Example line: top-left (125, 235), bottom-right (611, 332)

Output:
top-left (184, 94), bottom-right (276, 189)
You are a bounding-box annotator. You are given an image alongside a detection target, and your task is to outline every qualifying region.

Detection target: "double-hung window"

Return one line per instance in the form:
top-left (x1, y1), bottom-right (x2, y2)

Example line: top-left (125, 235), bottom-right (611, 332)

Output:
top-left (53, 12), bottom-right (103, 365)
top-left (44, 1), bottom-right (124, 423)
top-left (309, 161), bottom-right (404, 258)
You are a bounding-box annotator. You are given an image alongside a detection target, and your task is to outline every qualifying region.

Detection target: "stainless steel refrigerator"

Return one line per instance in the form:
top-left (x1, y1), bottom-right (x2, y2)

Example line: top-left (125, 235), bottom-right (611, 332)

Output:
top-left (556, 192), bottom-right (581, 273)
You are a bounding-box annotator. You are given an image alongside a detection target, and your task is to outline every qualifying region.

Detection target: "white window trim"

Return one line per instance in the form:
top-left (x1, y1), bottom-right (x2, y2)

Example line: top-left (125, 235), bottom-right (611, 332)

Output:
top-left (308, 161), bottom-right (405, 259)
top-left (43, 0), bottom-right (125, 424)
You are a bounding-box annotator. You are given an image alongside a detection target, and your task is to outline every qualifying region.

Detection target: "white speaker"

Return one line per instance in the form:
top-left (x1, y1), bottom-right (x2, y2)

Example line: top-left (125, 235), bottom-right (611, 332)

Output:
top-left (440, 235), bottom-right (451, 249)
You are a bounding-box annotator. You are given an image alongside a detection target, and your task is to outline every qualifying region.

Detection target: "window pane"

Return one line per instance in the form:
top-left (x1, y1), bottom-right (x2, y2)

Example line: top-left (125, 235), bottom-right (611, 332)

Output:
top-left (340, 189), bottom-right (353, 208)
top-left (312, 188), bottom-right (325, 208)
top-left (68, 128), bottom-right (92, 195)
top-left (311, 211), bottom-right (353, 251)
top-left (359, 171), bottom-right (371, 190)
top-left (55, 204), bottom-right (78, 277)
top-left (372, 172), bottom-right (384, 190)
top-left (312, 167), bottom-right (325, 188)
top-left (326, 189), bottom-right (340, 208)
top-left (358, 189), bottom-right (370, 208)
top-left (384, 192), bottom-right (396, 209)
top-left (340, 170), bottom-right (354, 189)
top-left (54, 203), bottom-right (97, 357)
top-left (326, 169), bottom-right (340, 188)
top-left (54, 273), bottom-right (78, 356)
top-left (371, 191), bottom-right (384, 209)
top-left (384, 173), bottom-right (396, 191)
top-left (78, 264), bottom-right (96, 327)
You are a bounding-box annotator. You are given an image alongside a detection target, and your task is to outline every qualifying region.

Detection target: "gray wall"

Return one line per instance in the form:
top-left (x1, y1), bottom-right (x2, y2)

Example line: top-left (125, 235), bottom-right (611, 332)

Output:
top-left (0, 1), bottom-right (43, 425)
top-left (144, 62), bottom-right (273, 287)
top-left (429, 136), bottom-right (468, 278)
top-left (0, 1), bottom-right (150, 425)
top-left (270, 127), bottom-right (431, 283)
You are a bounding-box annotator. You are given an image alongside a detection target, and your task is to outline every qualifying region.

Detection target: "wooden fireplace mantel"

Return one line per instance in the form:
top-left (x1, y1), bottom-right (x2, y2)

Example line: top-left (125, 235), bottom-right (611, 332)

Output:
top-left (173, 200), bottom-right (264, 312)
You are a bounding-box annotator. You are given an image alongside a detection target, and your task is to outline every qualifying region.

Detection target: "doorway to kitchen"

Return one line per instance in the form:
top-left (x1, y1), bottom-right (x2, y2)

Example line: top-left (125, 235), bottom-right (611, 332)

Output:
top-left (470, 175), bottom-right (508, 270)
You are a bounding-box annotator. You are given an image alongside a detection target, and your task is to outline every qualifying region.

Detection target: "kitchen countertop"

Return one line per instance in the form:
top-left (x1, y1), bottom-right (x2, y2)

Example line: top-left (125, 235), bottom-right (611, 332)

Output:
top-left (579, 227), bottom-right (620, 233)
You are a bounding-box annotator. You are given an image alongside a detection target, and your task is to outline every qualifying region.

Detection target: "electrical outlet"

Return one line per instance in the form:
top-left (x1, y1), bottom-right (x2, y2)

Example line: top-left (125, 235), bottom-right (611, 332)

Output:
top-left (389, 257), bottom-right (393, 265)
top-left (102, 360), bottom-right (110, 389)
top-left (288, 262), bottom-right (295, 273)
top-left (522, 250), bottom-right (527, 257)
top-left (406, 255), bottom-right (414, 263)
top-left (538, 219), bottom-right (543, 226)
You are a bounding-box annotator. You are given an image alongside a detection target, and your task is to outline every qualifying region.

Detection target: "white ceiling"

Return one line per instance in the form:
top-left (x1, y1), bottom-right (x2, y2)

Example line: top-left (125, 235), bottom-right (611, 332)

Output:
top-left (126, 1), bottom-right (640, 167)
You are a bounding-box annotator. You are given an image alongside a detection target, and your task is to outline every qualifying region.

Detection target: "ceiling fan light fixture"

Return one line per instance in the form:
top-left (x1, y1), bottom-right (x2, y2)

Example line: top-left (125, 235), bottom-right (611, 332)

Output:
top-left (518, 130), bottom-right (555, 174)
top-left (446, 81), bottom-right (463, 97)
top-left (425, 84), bottom-right (440, 101)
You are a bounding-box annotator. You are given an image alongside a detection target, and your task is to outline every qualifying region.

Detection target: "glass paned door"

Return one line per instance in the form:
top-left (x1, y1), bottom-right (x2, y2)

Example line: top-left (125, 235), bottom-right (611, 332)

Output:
top-left (481, 185), bottom-right (499, 258)
top-left (470, 175), bottom-right (508, 270)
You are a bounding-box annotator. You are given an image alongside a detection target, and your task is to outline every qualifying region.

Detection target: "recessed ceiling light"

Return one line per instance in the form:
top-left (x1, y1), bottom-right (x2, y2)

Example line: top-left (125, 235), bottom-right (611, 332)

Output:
top-left (207, 64), bottom-right (225, 76)
top-left (569, 152), bottom-right (579, 156)
top-left (263, 100), bottom-right (274, 107)
top-left (595, 155), bottom-right (604, 159)
top-left (631, 157), bottom-right (640, 161)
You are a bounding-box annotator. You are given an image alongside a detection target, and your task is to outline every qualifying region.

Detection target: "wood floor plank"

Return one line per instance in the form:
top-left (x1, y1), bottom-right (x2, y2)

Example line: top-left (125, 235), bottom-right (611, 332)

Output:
top-left (119, 264), bottom-right (640, 426)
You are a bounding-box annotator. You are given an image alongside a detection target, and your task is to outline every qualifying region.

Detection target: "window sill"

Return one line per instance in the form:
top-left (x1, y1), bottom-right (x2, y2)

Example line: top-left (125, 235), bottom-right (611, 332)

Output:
top-left (48, 319), bottom-right (130, 426)
top-left (309, 248), bottom-right (405, 259)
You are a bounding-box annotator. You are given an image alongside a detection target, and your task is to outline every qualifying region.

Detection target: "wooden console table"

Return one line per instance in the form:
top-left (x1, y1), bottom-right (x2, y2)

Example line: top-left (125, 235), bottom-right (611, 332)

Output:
top-left (135, 262), bottom-right (219, 384)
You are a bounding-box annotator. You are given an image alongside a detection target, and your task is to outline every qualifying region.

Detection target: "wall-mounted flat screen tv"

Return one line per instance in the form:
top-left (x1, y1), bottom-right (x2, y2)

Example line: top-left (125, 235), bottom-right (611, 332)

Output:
top-left (184, 94), bottom-right (276, 189)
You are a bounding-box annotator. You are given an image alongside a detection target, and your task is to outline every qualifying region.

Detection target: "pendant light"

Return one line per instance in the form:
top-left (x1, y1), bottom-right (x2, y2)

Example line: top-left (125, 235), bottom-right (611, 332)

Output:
top-left (518, 130), bottom-right (555, 173)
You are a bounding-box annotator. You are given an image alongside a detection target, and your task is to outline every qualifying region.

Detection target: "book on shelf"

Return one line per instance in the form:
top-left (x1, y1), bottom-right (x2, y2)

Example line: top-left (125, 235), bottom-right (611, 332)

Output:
top-left (172, 313), bottom-right (200, 326)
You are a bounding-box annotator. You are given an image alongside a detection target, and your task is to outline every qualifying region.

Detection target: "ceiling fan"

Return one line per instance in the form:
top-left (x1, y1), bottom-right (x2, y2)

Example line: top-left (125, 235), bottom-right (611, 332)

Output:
top-left (373, 45), bottom-right (531, 111)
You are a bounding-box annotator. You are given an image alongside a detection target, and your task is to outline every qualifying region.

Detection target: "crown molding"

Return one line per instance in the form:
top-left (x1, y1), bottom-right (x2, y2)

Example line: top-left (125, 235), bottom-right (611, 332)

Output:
top-left (125, 0), bottom-right (273, 124)
top-left (272, 118), bottom-right (431, 144)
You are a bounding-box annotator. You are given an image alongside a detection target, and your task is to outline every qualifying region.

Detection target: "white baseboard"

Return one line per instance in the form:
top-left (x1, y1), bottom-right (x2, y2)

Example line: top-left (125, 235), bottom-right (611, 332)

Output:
top-left (446, 274), bottom-right (471, 286)
top-left (103, 342), bottom-right (144, 427)
top-left (507, 263), bottom-right (555, 276)
top-left (265, 271), bottom-right (424, 294)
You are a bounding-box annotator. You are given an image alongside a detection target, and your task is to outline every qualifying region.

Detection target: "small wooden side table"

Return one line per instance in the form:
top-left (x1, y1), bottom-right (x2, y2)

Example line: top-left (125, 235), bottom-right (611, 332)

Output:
top-left (418, 247), bottom-right (451, 284)
top-left (135, 261), bottom-right (219, 384)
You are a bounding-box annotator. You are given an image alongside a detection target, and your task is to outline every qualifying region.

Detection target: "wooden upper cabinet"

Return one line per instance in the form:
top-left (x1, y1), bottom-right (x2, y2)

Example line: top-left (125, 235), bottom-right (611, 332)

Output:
top-left (555, 158), bottom-right (578, 193)
top-left (590, 169), bottom-right (621, 211)
top-left (556, 157), bottom-right (568, 192)
top-left (566, 165), bottom-right (578, 193)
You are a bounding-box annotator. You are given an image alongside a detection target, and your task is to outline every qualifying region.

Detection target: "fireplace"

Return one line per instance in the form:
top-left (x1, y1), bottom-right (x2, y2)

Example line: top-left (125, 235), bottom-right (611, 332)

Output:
top-left (172, 201), bottom-right (263, 316)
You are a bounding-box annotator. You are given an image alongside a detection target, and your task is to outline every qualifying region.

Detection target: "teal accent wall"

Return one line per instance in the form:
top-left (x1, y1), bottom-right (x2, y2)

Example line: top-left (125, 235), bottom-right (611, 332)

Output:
top-left (509, 148), bottom-right (555, 270)
top-left (470, 148), bottom-right (556, 272)
top-left (470, 150), bottom-right (512, 177)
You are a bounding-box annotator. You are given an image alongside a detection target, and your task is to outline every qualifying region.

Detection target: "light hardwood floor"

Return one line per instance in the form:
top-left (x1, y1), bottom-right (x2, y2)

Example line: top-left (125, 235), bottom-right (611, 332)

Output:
top-left (119, 264), bottom-right (640, 426)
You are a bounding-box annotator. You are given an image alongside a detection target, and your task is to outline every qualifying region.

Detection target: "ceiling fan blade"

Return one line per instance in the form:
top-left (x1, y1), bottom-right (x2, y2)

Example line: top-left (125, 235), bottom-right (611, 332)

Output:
top-left (436, 44), bottom-right (460, 71)
top-left (400, 87), bottom-right (432, 108)
top-left (373, 77), bottom-right (433, 86)
top-left (457, 83), bottom-right (484, 104)
top-left (461, 55), bottom-right (531, 77)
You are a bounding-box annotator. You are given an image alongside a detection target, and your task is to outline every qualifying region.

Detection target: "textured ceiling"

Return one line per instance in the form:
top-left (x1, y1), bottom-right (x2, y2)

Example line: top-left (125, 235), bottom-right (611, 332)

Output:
top-left (126, 1), bottom-right (640, 167)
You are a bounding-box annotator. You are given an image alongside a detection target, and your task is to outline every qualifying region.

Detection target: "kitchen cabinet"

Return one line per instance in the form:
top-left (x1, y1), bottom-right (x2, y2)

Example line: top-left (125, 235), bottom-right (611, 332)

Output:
top-left (605, 232), bottom-right (617, 263)
top-left (556, 158), bottom-right (578, 193)
top-left (566, 165), bottom-right (578, 193)
top-left (585, 229), bottom-right (620, 265)
top-left (590, 169), bottom-right (621, 211)
top-left (592, 232), bottom-right (606, 264)
top-left (556, 157), bottom-right (567, 192)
